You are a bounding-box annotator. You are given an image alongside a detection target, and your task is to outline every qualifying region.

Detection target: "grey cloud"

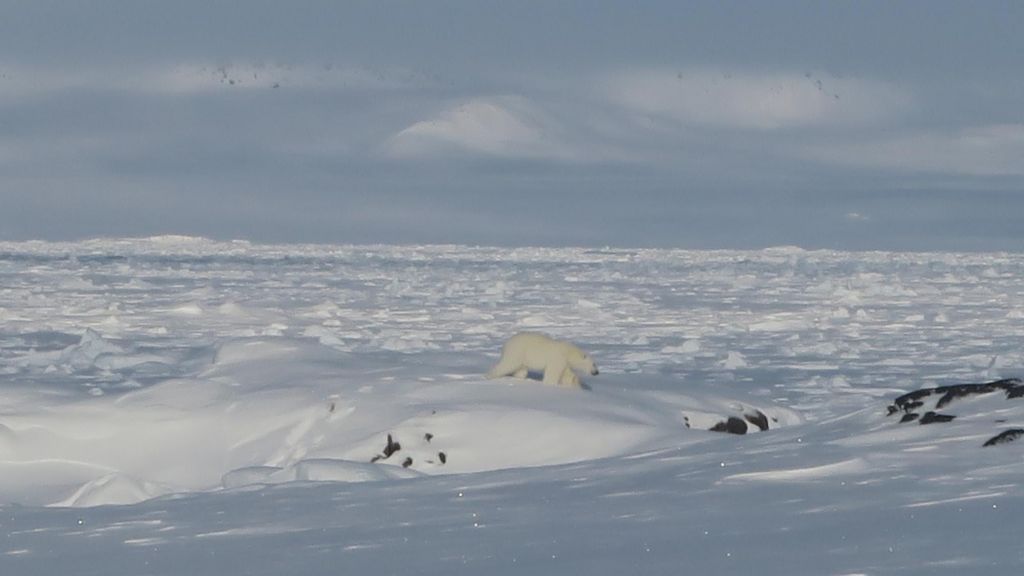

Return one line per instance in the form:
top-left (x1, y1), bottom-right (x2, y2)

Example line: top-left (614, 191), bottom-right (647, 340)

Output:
top-left (1, 1), bottom-right (1023, 250)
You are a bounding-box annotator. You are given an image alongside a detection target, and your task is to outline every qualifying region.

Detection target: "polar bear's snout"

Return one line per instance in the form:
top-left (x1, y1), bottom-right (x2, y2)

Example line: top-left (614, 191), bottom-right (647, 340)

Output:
top-left (591, 367), bottom-right (599, 376)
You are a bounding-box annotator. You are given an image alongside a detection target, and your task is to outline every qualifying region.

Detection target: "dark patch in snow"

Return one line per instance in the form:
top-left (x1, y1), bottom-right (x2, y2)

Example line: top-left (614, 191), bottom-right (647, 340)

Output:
top-left (744, 410), bottom-right (769, 432)
top-left (903, 400), bottom-right (924, 413)
top-left (372, 432), bottom-right (448, 468)
top-left (891, 388), bottom-right (936, 411)
top-left (706, 409), bottom-right (773, 435)
top-left (371, 434), bottom-right (402, 462)
top-left (890, 379), bottom-right (1023, 415)
top-left (983, 429), bottom-right (1024, 447)
top-left (935, 379), bottom-right (1022, 409)
top-left (383, 434), bottom-right (401, 457)
top-left (888, 378), bottom-right (1024, 445)
top-left (918, 411), bottom-right (956, 425)
top-left (710, 417), bottom-right (748, 435)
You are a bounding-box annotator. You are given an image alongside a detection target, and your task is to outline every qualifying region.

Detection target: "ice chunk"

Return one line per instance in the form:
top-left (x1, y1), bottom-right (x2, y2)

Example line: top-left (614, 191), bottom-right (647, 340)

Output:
top-left (721, 351), bottom-right (748, 369)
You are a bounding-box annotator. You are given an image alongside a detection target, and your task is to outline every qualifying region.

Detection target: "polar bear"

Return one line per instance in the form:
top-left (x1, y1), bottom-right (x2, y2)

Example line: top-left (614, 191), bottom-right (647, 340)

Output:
top-left (486, 332), bottom-right (598, 389)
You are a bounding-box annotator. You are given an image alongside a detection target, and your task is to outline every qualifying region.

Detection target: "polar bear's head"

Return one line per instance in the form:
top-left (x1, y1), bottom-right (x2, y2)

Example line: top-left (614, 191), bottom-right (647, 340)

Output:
top-left (569, 347), bottom-right (599, 376)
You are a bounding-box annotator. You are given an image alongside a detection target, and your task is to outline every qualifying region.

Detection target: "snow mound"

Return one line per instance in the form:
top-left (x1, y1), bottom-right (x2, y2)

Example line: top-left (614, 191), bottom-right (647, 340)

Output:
top-left (223, 459), bottom-right (420, 489)
top-left (0, 337), bottom-right (797, 507)
top-left (55, 473), bottom-right (171, 507)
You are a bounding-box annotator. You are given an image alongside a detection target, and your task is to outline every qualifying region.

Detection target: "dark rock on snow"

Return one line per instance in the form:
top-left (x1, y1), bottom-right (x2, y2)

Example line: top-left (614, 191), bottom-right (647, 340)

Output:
top-left (918, 411), bottom-right (956, 425)
top-left (744, 410), bottom-right (770, 432)
top-left (371, 433), bottom-right (403, 463)
top-left (710, 417), bottom-right (748, 435)
top-left (887, 378), bottom-right (1024, 447)
top-left (889, 378), bottom-right (1023, 416)
top-left (707, 410), bottom-right (772, 435)
top-left (983, 429), bottom-right (1024, 447)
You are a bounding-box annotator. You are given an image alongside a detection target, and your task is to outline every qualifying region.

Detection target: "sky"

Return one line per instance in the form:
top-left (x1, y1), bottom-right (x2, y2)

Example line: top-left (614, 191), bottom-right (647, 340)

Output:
top-left (1, 0), bottom-right (1022, 251)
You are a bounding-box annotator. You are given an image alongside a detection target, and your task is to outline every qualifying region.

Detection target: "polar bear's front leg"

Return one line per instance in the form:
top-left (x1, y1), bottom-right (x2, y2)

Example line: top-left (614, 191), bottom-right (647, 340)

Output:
top-left (512, 367), bottom-right (529, 378)
top-left (542, 359), bottom-right (567, 386)
top-left (559, 367), bottom-right (581, 388)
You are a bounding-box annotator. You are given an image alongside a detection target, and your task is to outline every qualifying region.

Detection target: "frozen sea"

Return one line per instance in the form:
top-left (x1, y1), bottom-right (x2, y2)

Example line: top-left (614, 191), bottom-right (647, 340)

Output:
top-left (2, 237), bottom-right (1024, 575)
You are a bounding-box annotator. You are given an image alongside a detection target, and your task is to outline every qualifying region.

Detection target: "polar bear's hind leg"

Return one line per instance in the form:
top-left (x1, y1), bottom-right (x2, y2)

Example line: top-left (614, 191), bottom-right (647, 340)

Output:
top-left (487, 356), bottom-right (520, 379)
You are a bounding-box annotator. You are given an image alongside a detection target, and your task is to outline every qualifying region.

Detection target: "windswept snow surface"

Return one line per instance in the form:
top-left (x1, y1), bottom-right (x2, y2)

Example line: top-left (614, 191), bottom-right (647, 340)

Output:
top-left (2, 238), bottom-right (1024, 574)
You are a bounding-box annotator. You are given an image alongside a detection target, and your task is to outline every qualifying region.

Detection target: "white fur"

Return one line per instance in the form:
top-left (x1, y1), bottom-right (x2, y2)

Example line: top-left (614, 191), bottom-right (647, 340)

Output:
top-left (486, 332), bottom-right (598, 389)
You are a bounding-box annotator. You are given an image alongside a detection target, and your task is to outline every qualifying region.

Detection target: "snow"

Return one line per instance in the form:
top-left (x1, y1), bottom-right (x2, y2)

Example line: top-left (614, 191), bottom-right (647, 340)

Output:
top-left (2, 238), bottom-right (1024, 574)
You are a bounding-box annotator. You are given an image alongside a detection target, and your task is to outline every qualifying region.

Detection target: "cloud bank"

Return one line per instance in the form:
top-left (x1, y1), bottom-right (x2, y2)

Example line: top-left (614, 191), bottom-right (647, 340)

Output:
top-left (604, 69), bottom-right (909, 130)
top-left (809, 124), bottom-right (1024, 177)
top-left (386, 97), bottom-right (569, 160)
top-left (1, 1), bottom-right (1023, 251)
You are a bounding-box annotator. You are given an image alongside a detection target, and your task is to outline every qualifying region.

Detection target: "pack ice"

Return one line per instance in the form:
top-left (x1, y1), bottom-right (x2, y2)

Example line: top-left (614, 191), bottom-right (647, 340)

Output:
top-left (2, 237), bottom-right (1024, 575)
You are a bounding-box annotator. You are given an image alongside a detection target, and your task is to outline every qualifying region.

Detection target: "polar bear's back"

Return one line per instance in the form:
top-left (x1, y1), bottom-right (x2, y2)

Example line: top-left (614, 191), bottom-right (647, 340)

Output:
top-left (503, 332), bottom-right (577, 366)
top-left (505, 331), bottom-right (557, 357)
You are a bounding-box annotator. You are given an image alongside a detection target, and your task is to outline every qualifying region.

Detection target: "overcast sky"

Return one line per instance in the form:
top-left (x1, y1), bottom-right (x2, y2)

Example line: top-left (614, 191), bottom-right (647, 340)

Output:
top-left (2, 1), bottom-right (1022, 250)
